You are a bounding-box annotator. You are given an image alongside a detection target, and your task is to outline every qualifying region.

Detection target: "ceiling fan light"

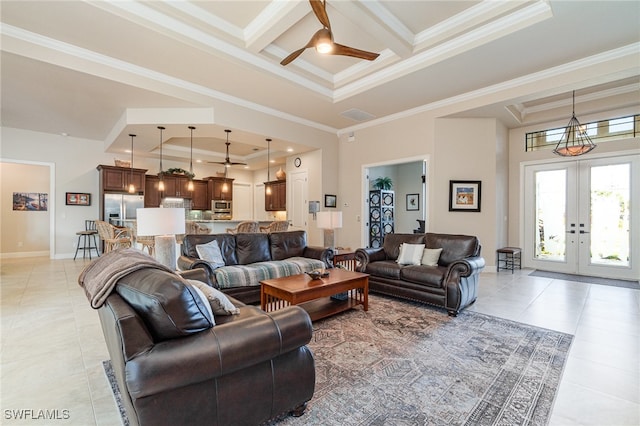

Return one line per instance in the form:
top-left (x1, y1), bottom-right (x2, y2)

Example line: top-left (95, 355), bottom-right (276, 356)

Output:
top-left (315, 28), bottom-right (333, 54)
top-left (316, 41), bottom-right (332, 54)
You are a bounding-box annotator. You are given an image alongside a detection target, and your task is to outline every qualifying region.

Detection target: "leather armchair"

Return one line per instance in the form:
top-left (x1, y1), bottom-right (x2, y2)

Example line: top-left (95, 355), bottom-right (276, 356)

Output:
top-left (98, 268), bottom-right (315, 426)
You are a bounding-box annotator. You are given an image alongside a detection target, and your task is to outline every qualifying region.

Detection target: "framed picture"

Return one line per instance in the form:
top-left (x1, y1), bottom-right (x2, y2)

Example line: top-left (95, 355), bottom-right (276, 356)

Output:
top-left (449, 180), bottom-right (481, 212)
top-left (66, 192), bottom-right (91, 206)
top-left (406, 193), bottom-right (419, 211)
top-left (324, 194), bottom-right (337, 208)
top-left (12, 192), bottom-right (48, 211)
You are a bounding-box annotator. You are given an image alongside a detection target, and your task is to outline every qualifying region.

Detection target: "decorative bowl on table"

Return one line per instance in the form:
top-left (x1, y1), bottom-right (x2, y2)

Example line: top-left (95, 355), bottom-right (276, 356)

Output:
top-left (306, 269), bottom-right (329, 280)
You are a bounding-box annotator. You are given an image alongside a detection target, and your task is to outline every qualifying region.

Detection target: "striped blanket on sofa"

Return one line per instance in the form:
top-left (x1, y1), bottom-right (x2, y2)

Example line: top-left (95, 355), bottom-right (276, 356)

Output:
top-left (213, 257), bottom-right (325, 289)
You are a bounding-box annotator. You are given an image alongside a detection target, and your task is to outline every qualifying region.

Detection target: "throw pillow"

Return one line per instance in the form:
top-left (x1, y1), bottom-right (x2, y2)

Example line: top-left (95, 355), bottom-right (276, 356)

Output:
top-left (421, 248), bottom-right (443, 266)
top-left (188, 282), bottom-right (214, 325)
top-left (196, 240), bottom-right (225, 269)
top-left (187, 279), bottom-right (240, 316)
top-left (396, 243), bottom-right (425, 265)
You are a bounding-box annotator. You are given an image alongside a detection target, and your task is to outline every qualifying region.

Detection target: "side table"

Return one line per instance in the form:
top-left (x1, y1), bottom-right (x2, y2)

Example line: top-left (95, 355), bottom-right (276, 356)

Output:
top-left (333, 249), bottom-right (357, 271)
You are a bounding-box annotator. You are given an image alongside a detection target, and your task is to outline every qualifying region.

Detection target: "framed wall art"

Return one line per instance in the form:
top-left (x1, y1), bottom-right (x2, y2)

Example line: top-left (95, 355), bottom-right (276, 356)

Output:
top-left (449, 180), bottom-right (481, 212)
top-left (324, 194), bottom-right (337, 208)
top-left (406, 193), bottom-right (419, 211)
top-left (13, 192), bottom-right (48, 211)
top-left (66, 192), bottom-right (91, 206)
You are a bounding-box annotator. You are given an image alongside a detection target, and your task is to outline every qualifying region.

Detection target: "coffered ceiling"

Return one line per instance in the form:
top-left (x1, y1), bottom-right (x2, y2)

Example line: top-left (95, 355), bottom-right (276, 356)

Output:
top-left (1, 0), bottom-right (638, 169)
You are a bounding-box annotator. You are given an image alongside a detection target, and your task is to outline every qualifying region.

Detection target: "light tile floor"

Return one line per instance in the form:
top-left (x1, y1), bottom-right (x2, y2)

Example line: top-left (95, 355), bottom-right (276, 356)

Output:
top-left (1, 257), bottom-right (638, 425)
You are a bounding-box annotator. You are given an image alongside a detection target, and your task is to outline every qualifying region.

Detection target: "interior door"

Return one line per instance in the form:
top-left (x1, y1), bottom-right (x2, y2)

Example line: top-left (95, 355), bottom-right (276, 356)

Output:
top-left (524, 154), bottom-right (639, 280)
top-left (289, 170), bottom-right (308, 230)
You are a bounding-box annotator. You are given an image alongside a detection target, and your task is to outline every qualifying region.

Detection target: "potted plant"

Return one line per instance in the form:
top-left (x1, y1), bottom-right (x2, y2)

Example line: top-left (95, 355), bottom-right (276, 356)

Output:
top-left (372, 177), bottom-right (393, 190)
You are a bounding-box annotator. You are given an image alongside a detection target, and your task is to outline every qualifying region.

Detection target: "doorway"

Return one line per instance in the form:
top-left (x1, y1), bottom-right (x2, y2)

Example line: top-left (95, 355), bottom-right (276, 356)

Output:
top-left (523, 154), bottom-right (639, 280)
top-left (362, 157), bottom-right (427, 248)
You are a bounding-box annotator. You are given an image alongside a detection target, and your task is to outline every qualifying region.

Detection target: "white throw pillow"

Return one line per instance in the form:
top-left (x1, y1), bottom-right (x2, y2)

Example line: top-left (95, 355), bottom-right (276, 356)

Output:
top-left (421, 248), bottom-right (443, 266)
top-left (187, 279), bottom-right (240, 316)
top-left (396, 243), bottom-right (425, 265)
top-left (195, 240), bottom-right (225, 269)
top-left (187, 282), bottom-right (215, 325)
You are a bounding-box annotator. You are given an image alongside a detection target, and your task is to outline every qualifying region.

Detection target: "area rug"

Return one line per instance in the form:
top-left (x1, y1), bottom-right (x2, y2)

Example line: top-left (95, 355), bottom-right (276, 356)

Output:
top-left (103, 295), bottom-right (572, 426)
top-left (529, 270), bottom-right (639, 290)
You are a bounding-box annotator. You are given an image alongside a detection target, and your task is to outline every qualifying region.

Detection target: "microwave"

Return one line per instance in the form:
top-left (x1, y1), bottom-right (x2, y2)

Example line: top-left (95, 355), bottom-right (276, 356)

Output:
top-left (212, 200), bottom-right (232, 212)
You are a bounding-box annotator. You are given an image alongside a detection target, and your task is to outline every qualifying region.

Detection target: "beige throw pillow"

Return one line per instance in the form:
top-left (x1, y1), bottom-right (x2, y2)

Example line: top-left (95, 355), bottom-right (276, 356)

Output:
top-left (187, 279), bottom-right (240, 315)
top-left (396, 243), bottom-right (425, 265)
top-left (421, 248), bottom-right (443, 266)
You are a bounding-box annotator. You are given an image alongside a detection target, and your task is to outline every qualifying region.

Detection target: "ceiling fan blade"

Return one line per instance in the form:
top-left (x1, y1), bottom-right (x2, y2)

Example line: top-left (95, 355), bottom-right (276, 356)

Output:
top-left (331, 43), bottom-right (380, 61)
top-left (280, 47), bottom-right (307, 66)
top-left (309, 0), bottom-right (331, 30)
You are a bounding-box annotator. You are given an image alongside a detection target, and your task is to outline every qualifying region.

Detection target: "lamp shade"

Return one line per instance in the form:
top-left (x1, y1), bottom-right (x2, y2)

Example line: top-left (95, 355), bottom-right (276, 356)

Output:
top-left (136, 208), bottom-right (185, 236)
top-left (317, 211), bottom-right (342, 229)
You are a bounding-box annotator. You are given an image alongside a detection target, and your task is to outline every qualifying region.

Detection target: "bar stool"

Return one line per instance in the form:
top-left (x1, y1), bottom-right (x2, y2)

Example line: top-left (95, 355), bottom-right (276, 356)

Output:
top-left (496, 247), bottom-right (521, 273)
top-left (74, 220), bottom-right (100, 260)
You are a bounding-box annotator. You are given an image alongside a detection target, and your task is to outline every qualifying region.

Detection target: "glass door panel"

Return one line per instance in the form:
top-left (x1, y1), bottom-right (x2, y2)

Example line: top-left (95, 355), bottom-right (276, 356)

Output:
top-left (534, 169), bottom-right (567, 262)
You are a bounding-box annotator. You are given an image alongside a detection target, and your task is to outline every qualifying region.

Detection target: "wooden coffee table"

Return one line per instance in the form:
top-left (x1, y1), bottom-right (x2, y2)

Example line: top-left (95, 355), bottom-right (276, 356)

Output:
top-left (260, 268), bottom-right (369, 321)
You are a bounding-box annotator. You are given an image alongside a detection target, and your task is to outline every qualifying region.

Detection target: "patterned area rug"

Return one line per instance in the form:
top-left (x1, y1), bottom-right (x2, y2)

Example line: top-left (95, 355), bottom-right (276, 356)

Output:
top-left (104, 295), bottom-right (573, 426)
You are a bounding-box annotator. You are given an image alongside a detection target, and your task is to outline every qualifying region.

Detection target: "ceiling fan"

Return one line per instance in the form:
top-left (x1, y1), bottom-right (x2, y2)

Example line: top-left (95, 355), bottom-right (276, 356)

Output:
top-left (208, 129), bottom-right (246, 167)
top-left (280, 0), bottom-right (380, 66)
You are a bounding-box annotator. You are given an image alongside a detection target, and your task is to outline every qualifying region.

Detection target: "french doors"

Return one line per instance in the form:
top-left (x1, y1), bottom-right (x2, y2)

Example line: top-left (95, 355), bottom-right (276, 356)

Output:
top-left (523, 154), bottom-right (639, 280)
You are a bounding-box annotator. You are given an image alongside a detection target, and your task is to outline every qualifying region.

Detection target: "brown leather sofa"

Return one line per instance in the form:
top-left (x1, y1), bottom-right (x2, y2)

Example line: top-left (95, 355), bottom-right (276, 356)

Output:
top-left (98, 268), bottom-right (315, 426)
top-left (355, 233), bottom-right (485, 316)
top-left (178, 230), bottom-right (332, 304)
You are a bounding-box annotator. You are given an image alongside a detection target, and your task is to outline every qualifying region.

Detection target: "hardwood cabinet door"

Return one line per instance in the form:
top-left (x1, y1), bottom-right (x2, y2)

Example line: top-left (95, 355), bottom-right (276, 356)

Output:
top-left (208, 178), bottom-right (233, 201)
top-left (124, 170), bottom-right (145, 194)
top-left (145, 175), bottom-right (161, 207)
top-left (265, 180), bottom-right (286, 211)
top-left (103, 168), bottom-right (126, 191)
top-left (191, 180), bottom-right (209, 210)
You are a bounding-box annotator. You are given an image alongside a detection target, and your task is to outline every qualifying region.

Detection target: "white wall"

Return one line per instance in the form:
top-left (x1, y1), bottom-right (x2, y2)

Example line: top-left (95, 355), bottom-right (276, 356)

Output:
top-left (0, 162), bottom-right (51, 257)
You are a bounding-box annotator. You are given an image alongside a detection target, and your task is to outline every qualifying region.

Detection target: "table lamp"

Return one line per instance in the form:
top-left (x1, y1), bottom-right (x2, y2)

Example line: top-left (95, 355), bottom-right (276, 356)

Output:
top-left (136, 207), bottom-right (185, 269)
top-left (316, 211), bottom-right (342, 250)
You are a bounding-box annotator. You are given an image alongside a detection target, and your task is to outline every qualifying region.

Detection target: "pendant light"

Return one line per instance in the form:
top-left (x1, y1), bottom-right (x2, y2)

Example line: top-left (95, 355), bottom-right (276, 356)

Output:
top-left (265, 138), bottom-right (272, 195)
top-left (157, 126), bottom-right (165, 191)
top-left (187, 126), bottom-right (195, 192)
top-left (128, 134), bottom-right (136, 193)
top-left (553, 91), bottom-right (596, 157)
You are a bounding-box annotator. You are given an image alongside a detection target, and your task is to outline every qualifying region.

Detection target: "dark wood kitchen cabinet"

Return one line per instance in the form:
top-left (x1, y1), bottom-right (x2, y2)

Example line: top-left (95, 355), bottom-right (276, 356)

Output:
top-left (191, 180), bottom-right (209, 210)
top-left (264, 180), bottom-right (286, 211)
top-left (160, 175), bottom-right (192, 198)
top-left (98, 165), bottom-right (146, 194)
top-left (207, 177), bottom-right (234, 201)
top-left (144, 175), bottom-right (161, 207)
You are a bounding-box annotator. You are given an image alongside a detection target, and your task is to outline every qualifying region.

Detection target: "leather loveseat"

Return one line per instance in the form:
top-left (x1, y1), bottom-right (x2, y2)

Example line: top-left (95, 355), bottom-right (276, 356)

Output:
top-left (355, 233), bottom-right (485, 316)
top-left (178, 230), bottom-right (332, 304)
top-left (97, 267), bottom-right (315, 426)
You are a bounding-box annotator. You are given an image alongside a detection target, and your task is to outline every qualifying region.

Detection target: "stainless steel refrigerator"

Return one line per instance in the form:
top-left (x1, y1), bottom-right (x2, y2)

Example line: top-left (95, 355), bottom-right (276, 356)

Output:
top-left (104, 194), bottom-right (144, 223)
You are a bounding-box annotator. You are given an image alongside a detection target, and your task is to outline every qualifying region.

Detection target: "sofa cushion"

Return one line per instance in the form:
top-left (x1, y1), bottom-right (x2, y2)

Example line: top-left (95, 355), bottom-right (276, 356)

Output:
top-left (283, 257), bottom-right (325, 273)
top-left (401, 265), bottom-right (445, 288)
top-left (184, 234), bottom-right (238, 265)
top-left (187, 279), bottom-right (239, 315)
top-left (397, 243), bottom-right (425, 265)
top-left (365, 260), bottom-right (402, 280)
top-left (383, 233), bottom-right (425, 260)
top-left (236, 233), bottom-right (271, 264)
top-left (214, 261), bottom-right (302, 289)
top-left (115, 269), bottom-right (214, 341)
top-left (425, 233), bottom-right (479, 265)
top-left (421, 248), bottom-right (443, 266)
top-left (270, 230), bottom-right (306, 260)
top-left (195, 240), bottom-right (225, 269)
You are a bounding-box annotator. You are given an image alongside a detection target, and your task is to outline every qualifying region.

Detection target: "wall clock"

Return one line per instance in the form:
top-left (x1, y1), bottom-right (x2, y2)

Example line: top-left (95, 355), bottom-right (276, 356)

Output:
top-left (294, 157), bottom-right (301, 167)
